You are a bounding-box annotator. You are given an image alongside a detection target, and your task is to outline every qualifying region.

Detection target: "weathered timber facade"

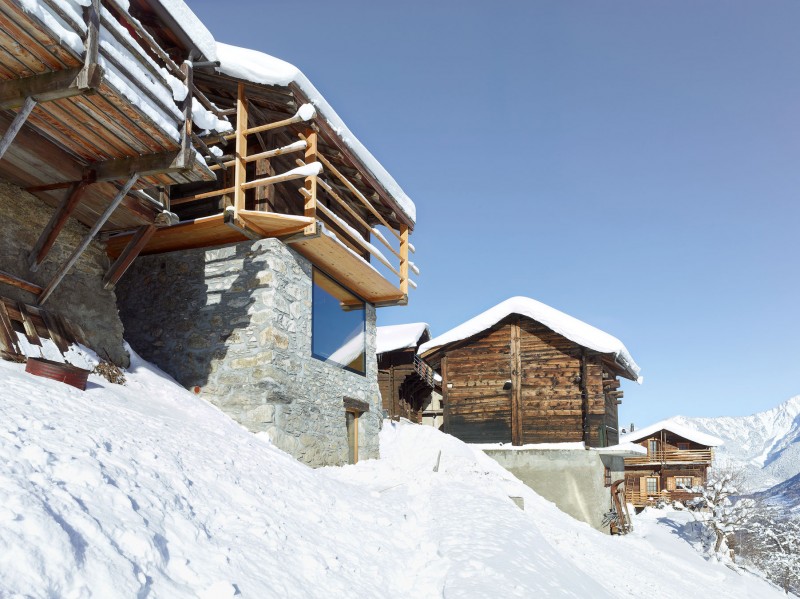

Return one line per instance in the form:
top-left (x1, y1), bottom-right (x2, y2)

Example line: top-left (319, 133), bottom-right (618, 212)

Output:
top-left (621, 425), bottom-right (719, 508)
top-left (420, 298), bottom-right (640, 448)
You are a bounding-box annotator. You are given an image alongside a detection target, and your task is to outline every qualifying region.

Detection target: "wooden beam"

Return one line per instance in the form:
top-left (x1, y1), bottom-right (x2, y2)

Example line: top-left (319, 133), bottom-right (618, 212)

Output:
top-left (399, 224), bottom-right (409, 295)
top-left (0, 96), bottom-right (37, 160)
top-left (39, 174), bottom-right (139, 305)
top-left (511, 319), bottom-right (522, 446)
top-left (222, 207), bottom-right (263, 241)
top-left (234, 82), bottom-right (248, 215)
top-left (0, 67), bottom-right (93, 110)
top-left (91, 150), bottom-right (191, 182)
top-left (28, 180), bottom-right (91, 272)
top-left (102, 224), bottom-right (156, 290)
top-left (0, 269), bottom-right (42, 295)
top-left (171, 186), bottom-right (235, 207)
top-left (240, 165), bottom-right (321, 191)
top-left (303, 131), bottom-right (318, 235)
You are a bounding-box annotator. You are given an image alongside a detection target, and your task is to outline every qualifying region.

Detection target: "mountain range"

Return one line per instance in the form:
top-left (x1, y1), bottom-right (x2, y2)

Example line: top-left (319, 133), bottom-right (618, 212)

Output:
top-left (672, 395), bottom-right (800, 509)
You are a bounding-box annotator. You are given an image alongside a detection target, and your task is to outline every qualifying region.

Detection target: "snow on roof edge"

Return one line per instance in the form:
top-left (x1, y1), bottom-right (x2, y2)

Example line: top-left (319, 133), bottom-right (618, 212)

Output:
top-left (149, 0), bottom-right (217, 62)
top-left (376, 323), bottom-right (430, 354)
top-left (619, 419), bottom-right (723, 447)
top-left (214, 42), bottom-right (416, 224)
top-left (419, 296), bottom-right (641, 382)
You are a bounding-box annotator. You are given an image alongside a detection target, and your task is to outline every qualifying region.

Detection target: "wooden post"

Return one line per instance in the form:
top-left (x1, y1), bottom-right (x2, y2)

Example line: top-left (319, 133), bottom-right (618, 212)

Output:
top-left (28, 180), bottom-right (91, 272)
top-left (441, 356), bottom-right (448, 434)
top-left (580, 349), bottom-right (589, 446)
top-left (77, 0), bottom-right (102, 89)
top-left (39, 174), bottom-right (139, 305)
top-left (233, 82), bottom-right (248, 216)
top-left (179, 60), bottom-right (193, 165)
top-left (303, 131), bottom-right (317, 235)
top-left (510, 319), bottom-right (522, 446)
top-left (399, 224), bottom-right (409, 295)
top-left (102, 224), bottom-right (156, 290)
top-left (0, 96), bottom-right (37, 160)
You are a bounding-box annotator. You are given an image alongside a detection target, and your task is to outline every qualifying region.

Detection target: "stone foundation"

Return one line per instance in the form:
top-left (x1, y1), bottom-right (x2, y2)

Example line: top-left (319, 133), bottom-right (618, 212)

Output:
top-left (0, 179), bottom-right (127, 365)
top-left (116, 238), bottom-right (382, 467)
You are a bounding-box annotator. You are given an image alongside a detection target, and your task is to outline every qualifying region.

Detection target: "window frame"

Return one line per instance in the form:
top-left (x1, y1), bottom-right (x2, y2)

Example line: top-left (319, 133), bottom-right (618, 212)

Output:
top-left (674, 476), bottom-right (693, 490)
top-left (311, 268), bottom-right (367, 376)
top-left (645, 477), bottom-right (659, 495)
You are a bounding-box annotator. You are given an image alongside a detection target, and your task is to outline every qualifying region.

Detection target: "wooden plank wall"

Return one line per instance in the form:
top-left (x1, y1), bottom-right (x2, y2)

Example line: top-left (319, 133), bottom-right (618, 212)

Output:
top-left (440, 317), bottom-right (620, 447)
top-left (442, 325), bottom-right (512, 443)
top-left (377, 348), bottom-right (421, 422)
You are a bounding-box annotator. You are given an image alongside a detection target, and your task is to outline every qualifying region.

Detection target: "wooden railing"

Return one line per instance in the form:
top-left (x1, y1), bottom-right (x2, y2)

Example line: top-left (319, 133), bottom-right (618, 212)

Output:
top-left (624, 449), bottom-right (713, 466)
top-left (184, 84), bottom-right (415, 295)
top-left (626, 489), bottom-right (701, 507)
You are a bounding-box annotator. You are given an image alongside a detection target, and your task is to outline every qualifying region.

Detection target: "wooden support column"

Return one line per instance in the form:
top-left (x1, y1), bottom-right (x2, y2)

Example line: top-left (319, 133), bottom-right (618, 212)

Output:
top-left (39, 174), bottom-right (139, 305)
top-left (441, 356), bottom-right (448, 434)
top-left (78, 0), bottom-right (102, 88)
top-left (580, 348), bottom-right (589, 445)
top-left (179, 60), bottom-right (194, 163)
top-left (399, 224), bottom-right (409, 295)
top-left (390, 365), bottom-right (398, 421)
top-left (28, 179), bottom-right (91, 272)
top-left (233, 82), bottom-right (248, 215)
top-left (303, 130), bottom-right (318, 235)
top-left (102, 224), bottom-right (156, 290)
top-left (0, 96), bottom-right (37, 160)
top-left (510, 319), bottom-right (522, 446)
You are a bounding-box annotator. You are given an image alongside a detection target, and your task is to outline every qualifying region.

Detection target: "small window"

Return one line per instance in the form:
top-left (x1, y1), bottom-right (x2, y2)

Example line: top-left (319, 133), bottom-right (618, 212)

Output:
top-left (677, 442), bottom-right (690, 451)
top-left (675, 476), bottom-right (693, 490)
top-left (604, 466), bottom-right (612, 487)
top-left (646, 477), bottom-right (659, 494)
top-left (312, 269), bottom-right (366, 374)
top-left (648, 439), bottom-right (659, 456)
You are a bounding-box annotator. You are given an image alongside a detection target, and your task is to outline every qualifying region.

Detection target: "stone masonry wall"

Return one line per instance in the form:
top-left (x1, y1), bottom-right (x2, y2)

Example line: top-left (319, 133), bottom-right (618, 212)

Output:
top-left (116, 237), bottom-right (382, 467)
top-left (0, 179), bottom-right (127, 365)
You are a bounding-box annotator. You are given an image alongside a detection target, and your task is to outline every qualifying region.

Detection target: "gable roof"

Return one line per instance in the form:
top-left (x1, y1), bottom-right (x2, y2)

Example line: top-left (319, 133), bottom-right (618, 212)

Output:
top-left (619, 419), bottom-right (723, 447)
top-left (377, 323), bottom-right (430, 354)
top-left (418, 296), bottom-right (641, 382)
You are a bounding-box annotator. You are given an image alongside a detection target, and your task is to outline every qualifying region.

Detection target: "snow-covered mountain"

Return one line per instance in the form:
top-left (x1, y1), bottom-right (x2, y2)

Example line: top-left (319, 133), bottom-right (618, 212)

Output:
top-left (673, 395), bottom-right (800, 492)
top-left (0, 351), bottom-right (792, 597)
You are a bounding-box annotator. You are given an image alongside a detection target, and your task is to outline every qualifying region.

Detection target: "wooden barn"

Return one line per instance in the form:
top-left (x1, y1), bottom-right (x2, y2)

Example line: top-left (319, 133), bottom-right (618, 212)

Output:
top-left (376, 323), bottom-right (438, 422)
top-left (418, 296), bottom-right (641, 447)
top-left (620, 421), bottom-right (722, 508)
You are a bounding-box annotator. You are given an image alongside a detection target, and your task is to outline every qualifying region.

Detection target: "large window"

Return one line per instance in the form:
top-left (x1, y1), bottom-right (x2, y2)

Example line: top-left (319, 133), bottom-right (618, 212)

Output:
top-left (312, 269), bottom-right (366, 374)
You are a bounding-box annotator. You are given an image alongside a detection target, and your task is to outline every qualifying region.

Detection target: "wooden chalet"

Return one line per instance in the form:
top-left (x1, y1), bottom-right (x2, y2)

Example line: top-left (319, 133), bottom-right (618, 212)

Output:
top-left (419, 297), bottom-right (641, 447)
top-left (376, 323), bottom-right (438, 422)
top-left (620, 421), bottom-right (722, 508)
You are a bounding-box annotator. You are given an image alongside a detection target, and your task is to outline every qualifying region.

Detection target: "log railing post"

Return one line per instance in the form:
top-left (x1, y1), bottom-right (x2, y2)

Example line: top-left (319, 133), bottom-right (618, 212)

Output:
top-left (233, 82), bottom-right (248, 216)
top-left (399, 223), bottom-right (409, 295)
top-left (303, 130), bottom-right (317, 235)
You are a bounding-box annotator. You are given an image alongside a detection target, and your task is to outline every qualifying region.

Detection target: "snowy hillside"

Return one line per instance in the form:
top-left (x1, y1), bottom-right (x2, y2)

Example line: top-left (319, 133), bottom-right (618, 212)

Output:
top-left (673, 396), bottom-right (800, 491)
top-left (0, 351), bottom-right (790, 598)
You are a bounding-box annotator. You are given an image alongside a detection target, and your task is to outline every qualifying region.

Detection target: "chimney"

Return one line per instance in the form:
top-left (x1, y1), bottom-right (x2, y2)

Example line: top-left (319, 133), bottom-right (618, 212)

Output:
top-left (630, 423), bottom-right (635, 432)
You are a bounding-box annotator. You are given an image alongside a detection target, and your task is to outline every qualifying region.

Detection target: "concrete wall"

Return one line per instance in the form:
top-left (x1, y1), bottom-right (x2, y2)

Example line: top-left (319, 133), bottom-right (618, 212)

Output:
top-left (483, 448), bottom-right (626, 532)
top-left (116, 237), bottom-right (382, 467)
top-left (0, 180), bottom-right (127, 365)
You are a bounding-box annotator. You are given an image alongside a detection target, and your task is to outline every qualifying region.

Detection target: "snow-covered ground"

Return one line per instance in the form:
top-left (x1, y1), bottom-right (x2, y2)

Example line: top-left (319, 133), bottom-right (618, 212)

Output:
top-left (0, 351), bottom-right (789, 598)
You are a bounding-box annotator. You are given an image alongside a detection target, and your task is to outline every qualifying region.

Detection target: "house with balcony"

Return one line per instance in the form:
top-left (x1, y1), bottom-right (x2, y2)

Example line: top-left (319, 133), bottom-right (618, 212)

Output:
top-left (620, 420), bottom-right (722, 508)
top-left (0, 0), bottom-right (418, 467)
top-left (376, 323), bottom-right (440, 423)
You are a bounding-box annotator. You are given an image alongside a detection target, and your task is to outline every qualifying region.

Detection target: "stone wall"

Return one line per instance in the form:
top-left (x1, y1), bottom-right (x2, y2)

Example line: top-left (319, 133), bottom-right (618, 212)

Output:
top-left (0, 179), bottom-right (127, 365)
top-left (116, 237), bottom-right (382, 467)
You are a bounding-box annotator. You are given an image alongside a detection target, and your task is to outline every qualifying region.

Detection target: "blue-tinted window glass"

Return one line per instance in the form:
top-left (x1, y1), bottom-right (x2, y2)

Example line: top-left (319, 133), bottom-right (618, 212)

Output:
top-left (312, 270), bottom-right (366, 374)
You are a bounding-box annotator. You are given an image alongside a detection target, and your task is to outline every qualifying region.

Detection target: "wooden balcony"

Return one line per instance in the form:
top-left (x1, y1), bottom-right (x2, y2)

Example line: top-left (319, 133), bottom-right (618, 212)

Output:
top-left (624, 449), bottom-right (713, 466)
top-left (108, 82), bottom-right (416, 306)
top-left (626, 489), bottom-right (701, 508)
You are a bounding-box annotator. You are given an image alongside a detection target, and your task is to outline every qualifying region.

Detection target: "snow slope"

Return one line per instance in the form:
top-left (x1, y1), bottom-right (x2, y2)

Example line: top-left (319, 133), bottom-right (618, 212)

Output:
top-left (673, 395), bottom-right (800, 491)
top-left (0, 351), bottom-right (788, 598)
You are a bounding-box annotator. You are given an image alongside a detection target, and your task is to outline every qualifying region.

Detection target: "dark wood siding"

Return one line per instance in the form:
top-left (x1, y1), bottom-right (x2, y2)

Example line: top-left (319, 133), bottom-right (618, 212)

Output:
top-left (443, 324), bottom-right (512, 443)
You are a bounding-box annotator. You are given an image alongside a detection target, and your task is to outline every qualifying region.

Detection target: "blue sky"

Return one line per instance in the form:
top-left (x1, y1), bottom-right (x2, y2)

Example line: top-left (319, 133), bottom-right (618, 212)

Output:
top-left (190, 0), bottom-right (800, 426)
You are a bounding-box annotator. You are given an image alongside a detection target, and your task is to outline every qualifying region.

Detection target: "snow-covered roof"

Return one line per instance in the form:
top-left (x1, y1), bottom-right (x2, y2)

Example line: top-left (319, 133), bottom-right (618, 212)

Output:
top-left (419, 296), bottom-right (641, 382)
top-left (592, 443), bottom-right (648, 457)
top-left (619, 419), bottom-right (723, 447)
top-left (377, 323), bottom-right (430, 354)
top-left (215, 42), bottom-right (416, 225)
top-left (150, 0), bottom-right (217, 61)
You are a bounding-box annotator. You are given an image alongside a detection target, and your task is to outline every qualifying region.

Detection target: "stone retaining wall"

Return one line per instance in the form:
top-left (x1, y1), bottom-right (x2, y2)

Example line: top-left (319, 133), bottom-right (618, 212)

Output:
top-left (0, 179), bottom-right (127, 365)
top-left (116, 237), bottom-right (382, 467)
